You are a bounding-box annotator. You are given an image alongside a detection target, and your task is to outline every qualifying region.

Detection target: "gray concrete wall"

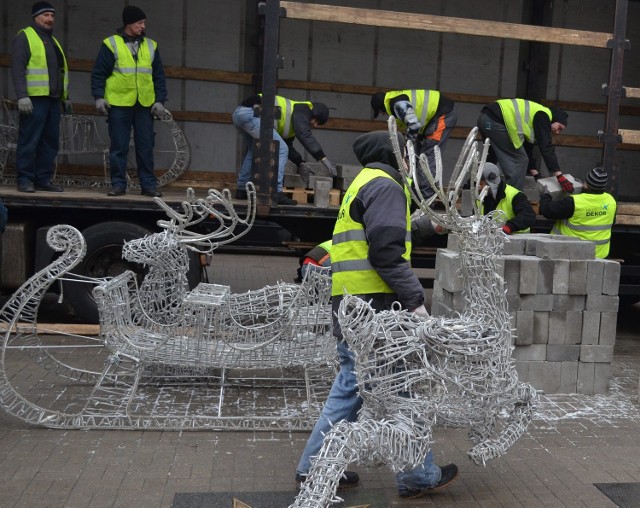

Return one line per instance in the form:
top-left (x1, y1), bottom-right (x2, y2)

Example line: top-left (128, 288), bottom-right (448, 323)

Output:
top-left (1, 0), bottom-right (639, 195)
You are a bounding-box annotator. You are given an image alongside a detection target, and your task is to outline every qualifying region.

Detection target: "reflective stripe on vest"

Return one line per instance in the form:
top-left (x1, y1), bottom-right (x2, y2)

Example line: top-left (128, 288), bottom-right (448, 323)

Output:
top-left (271, 95), bottom-right (312, 139)
top-left (104, 36), bottom-right (156, 107)
top-left (384, 89), bottom-right (440, 135)
top-left (550, 192), bottom-right (617, 258)
top-left (478, 184), bottom-right (530, 234)
top-left (331, 168), bottom-right (411, 296)
top-left (497, 99), bottom-right (552, 150)
top-left (20, 27), bottom-right (68, 99)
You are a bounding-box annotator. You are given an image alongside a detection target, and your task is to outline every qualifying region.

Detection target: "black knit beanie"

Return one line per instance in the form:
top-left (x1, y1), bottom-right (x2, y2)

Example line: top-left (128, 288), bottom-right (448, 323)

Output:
top-left (311, 102), bottom-right (329, 125)
top-left (32, 1), bottom-right (55, 17)
top-left (123, 5), bottom-right (146, 25)
top-left (585, 166), bottom-right (608, 191)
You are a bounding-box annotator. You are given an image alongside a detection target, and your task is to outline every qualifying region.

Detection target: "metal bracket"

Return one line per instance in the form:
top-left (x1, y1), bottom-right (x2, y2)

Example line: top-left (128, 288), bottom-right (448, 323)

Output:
top-left (258, 2), bottom-right (287, 17)
top-left (598, 130), bottom-right (623, 144)
top-left (606, 37), bottom-right (631, 50)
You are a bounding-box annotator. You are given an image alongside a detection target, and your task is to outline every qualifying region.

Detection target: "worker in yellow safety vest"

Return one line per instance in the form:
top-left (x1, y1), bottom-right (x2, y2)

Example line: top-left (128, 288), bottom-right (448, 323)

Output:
top-left (371, 89), bottom-right (457, 199)
top-left (539, 166), bottom-right (616, 258)
top-left (477, 98), bottom-right (572, 192)
top-left (295, 131), bottom-right (459, 499)
top-left (11, 1), bottom-right (71, 193)
top-left (477, 163), bottom-right (536, 234)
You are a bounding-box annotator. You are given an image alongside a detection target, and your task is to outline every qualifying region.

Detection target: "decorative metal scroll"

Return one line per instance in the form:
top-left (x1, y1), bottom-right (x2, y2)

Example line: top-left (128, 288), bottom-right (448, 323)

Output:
top-left (291, 119), bottom-right (538, 507)
top-left (0, 97), bottom-right (190, 188)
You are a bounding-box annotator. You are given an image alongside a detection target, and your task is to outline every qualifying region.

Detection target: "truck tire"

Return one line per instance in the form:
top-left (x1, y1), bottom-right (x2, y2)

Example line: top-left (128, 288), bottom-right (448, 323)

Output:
top-left (63, 222), bottom-right (152, 323)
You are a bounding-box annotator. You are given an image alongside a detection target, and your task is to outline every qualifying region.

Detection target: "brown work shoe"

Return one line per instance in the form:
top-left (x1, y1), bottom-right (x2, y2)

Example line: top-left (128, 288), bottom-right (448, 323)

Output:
top-left (398, 463), bottom-right (458, 498)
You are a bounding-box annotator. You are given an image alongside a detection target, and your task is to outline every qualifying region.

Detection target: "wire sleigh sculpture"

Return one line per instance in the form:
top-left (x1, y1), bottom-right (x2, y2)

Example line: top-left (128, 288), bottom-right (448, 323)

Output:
top-left (0, 183), bottom-right (337, 431)
top-left (291, 120), bottom-right (539, 507)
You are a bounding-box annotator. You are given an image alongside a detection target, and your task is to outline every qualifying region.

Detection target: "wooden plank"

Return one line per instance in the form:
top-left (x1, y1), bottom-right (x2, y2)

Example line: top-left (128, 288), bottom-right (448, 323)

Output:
top-left (617, 203), bottom-right (640, 215)
top-left (615, 215), bottom-right (640, 226)
top-left (619, 129), bottom-right (640, 145)
top-left (624, 87), bottom-right (640, 99)
top-left (281, 2), bottom-right (612, 48)
top-left (0, 323), bottom-right (100, 335)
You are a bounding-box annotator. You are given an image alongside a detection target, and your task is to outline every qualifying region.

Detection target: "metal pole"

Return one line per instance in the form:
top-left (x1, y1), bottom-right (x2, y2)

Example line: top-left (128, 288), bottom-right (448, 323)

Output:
top-left (255, 0), bottom-right (283, 210)
top-left (600, 0), bottom-right (629, 198)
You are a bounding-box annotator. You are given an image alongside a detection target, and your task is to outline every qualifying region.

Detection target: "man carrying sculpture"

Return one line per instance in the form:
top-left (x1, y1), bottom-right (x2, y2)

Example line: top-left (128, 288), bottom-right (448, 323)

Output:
top-left (295, 130), bottom-right (458, 499)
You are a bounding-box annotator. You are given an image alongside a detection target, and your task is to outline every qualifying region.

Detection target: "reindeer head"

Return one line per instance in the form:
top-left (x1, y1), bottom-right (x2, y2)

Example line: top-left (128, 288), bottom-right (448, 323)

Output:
top-left (388, 117), bottom-right (505, 242)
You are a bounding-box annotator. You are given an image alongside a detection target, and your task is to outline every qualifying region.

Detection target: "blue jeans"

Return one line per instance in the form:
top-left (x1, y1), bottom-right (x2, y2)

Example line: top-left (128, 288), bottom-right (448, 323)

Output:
top-left (232, 105), bottom-right (288, 192)
top-left (296, 339), bottom-right (441, 491)
top-left (15, 96), bottom-right (61, 187)
top-left (107, 104), bottom-right (157, 191)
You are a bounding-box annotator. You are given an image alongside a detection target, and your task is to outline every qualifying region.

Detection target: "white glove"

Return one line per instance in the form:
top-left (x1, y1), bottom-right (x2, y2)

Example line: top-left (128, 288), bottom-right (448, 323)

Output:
top-left (18, 97), bottom-right (33, 115)
top-left (412, 304), bottom-right (429, 317)
top-left (95, 98), bottom-right (110, 115)
top-left (321, 157), bottom-right (337, 177)
top-left (151, 102), bottom-right (171, 119)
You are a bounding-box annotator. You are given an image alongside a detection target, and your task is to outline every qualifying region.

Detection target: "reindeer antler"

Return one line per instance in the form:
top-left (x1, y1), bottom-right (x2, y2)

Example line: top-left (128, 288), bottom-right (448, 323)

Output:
top-left (153, 182), bottom-right (257, 253)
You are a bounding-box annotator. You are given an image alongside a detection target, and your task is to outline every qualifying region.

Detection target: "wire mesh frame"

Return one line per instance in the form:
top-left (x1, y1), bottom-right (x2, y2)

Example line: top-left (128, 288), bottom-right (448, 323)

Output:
top-left (0, 97), bottom-right (189, 188)
top-left (291, 121), bottom-right (539, 508)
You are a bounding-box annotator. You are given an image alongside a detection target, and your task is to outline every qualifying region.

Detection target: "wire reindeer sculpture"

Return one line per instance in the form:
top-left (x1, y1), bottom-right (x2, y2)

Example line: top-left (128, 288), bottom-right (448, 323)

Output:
top-left (291, 119), bottom-right (538, 507)
top-left (0, 183), bottom-right (336, 430)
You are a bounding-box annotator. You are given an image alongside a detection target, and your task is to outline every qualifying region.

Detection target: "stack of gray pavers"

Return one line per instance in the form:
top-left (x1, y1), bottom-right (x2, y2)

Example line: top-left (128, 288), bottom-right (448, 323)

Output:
top-left (431, 233), bottom-right (620, 394)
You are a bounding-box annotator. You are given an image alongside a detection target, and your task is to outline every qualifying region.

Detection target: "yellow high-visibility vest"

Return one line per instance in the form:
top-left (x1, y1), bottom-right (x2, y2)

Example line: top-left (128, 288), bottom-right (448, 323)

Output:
top-left (20, 27), bottom-right (68, 99)
top-left (384, 89), bottom-right (440, 135)
top-left (104, 35), bottom-right (157, 107)
top-left (497, 99), bottom-right (552, 149)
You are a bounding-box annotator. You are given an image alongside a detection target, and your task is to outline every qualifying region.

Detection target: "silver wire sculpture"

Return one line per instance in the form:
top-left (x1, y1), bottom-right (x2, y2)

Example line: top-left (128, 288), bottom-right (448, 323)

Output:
top-left (0, 183), bottom-right (336, 430)
top-left (291, 119), bottom-right (538, 507)
top-left (0, 97), bottom-right (190, 188)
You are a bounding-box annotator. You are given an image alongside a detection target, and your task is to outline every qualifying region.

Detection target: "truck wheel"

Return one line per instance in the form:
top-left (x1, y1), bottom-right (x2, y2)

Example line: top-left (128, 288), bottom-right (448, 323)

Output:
top-left (63, 222), bottom-right (152, 323)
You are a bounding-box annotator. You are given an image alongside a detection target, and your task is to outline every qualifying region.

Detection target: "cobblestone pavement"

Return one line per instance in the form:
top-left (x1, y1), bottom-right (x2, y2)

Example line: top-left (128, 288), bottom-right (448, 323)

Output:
top-left (1, 253), bottom-right (639, 507)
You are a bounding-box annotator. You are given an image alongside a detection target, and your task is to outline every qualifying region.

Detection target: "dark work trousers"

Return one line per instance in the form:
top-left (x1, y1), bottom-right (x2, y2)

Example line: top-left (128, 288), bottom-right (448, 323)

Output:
top-left (15, 96), bottom-right (61, 187)
top-left (107, 103), bottom-right (157, 191)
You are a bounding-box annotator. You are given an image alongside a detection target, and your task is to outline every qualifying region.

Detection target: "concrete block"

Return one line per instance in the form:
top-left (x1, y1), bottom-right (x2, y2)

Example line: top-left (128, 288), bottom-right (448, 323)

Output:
top-left (514, 361), bottom-right (529, 383)
top-left (532, 311), bottom-right (549, 344)
top-left (548, 312), bottom-right (566, 344)
top-left (535, 236), bottom-right (571, 260)
top-left (513, 344), bottom-right (547, 361)
top-left (565, 311), bottom-right (583, 345)
top-left (519, 257), bottom-right (539, 294)
top-left (585, 294), bottom-right (619, 312)
top-left (503, 255), bottom-right (526, 295)
top-left (536, 174), bottom-right (582, 199)
top-left (336, 164), bottom-right (361, 179)
top-left (568, 260), bottom-right (588, 295)
top-left (568, 239), bottom-right (596, 260)
top-left (552, 294), bottom-right (586, 312)
top-left (594, 363), bottom-right (612, 394)
top-left (284, 160), bottom-right (299, 175)
top-left (503, 236), bottom-right (526, 255)
top-left (313, 178), bottom-right (332, 208)
top-left (547, 345), bottom-right (580, 362)
top-left (283, 174), bottom-right (306, 188)
top-left (520, 294), bottom-right (554, 311)
top-left (577, 362), bottom-right (595, 395)
top-left (552, 259), bottom-right (570, 294)
top-left (598, 312), bottom-right (617, 346)
top-left (299, 162), bottom-right (333, 188)
top-left (431, 299), bottom-right (456, 318)
top-left (536, 259), bottom-right (554, 294)
top-left (515, 311), bottom-right (534, 345)
top-left (505, 293), bottom-right (521, 313)
top-left (435, 249), bottom-right (463, 292)
top-left (525, 361), bottom-right (546, 392)
top-left (542, 362), bottom-right (562, 394)
top-left (602, 260), bottom-right (621, 296)
top-left (309, 175), bottom-right (333, 190)
top-left (580, 345), bottom-right (614, 363)
top-left (586, 260), bottom-right (605, 295)
top-left (446, 234), bottom-right (461, 252)
top-left (335, 177), bottom-right (355, 191)
top-left (581, 311), bottom-right (601, 345)
top-left (560, 361), bottom-right (579, 393)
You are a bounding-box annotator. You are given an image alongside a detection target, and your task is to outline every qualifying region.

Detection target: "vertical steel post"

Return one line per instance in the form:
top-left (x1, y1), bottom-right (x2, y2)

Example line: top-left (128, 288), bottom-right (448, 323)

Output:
top-left (600, 0), bottom-right (629, 197)
top-left (254, 0), bottom-right (283, 210)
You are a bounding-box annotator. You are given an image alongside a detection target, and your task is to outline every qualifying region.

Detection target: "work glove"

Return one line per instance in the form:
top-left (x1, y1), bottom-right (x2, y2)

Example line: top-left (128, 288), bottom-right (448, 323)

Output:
top-left (556, 173), bottom-right (574, 193)
top-left (63, 100), bottom-right (73, 114)
top-left (502, 225), bottom-right (513, 235)
top-left (95, 98), bottom-right (110, 115)
top-left (151, 102), bottom-right (168, 118)
top-left (17, 97), bottom-right (33, 115)
top-left (321, 157), bottom-right (337, 177)
top-left (412, 304), bottom-right (429, 317)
